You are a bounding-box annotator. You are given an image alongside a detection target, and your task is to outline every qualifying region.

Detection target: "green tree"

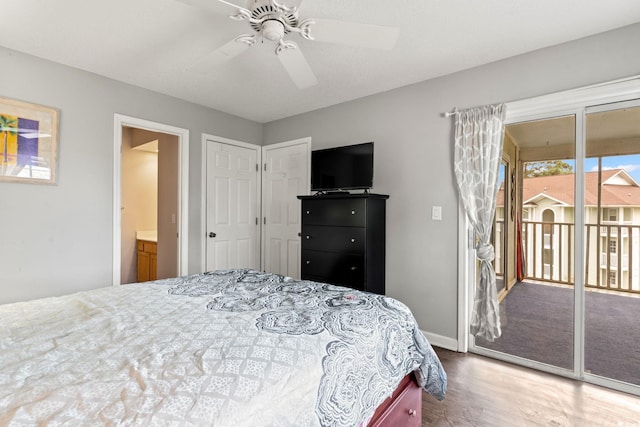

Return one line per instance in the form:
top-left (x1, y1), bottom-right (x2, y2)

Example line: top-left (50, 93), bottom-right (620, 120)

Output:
top-left (1, 115), bottom-right (19, 164)
top-left (524, 160), bottom-right (573, 178)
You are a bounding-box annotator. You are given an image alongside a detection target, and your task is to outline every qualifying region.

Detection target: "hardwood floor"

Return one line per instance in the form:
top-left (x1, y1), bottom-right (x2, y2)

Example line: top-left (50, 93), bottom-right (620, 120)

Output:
top-left (422, 348), bottom-right (640, 426)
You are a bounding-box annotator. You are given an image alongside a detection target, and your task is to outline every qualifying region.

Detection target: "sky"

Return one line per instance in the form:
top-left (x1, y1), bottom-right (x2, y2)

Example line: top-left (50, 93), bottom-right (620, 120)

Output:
top-left (498, 154), bottom-right (640, 185)
top-left (584, 154), bottom-right (640, 183)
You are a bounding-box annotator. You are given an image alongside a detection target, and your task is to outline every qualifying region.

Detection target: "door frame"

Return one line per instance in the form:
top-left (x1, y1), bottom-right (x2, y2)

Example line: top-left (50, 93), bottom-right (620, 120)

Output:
top-left (113, 114), bottom-right (189, 286)
top-left (200, 133), bottom-right (262, 272)
top-left (459, 75), bottom-right (640, 396)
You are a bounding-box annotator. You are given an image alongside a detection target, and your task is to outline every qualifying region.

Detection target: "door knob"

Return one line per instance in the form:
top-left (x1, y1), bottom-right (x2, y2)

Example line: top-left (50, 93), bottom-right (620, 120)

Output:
top-left (208, 232), bottom-right (216, 238)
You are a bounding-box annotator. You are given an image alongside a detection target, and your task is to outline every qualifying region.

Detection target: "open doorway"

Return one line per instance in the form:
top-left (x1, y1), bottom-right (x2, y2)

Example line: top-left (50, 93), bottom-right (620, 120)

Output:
top-left (113, 114), bottom-right (189, 286)
top-left (121, 127), bottom-right (178, 283)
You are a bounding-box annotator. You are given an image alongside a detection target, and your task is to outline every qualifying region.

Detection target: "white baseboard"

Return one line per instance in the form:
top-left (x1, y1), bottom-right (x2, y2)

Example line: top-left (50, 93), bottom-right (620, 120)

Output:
top-left (421, 329), bottom-right (458, 352)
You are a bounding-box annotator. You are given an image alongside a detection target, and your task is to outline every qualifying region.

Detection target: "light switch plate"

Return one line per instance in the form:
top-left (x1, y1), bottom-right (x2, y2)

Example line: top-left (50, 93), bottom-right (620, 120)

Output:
top-left (432, 206), bottom-right (442, 221)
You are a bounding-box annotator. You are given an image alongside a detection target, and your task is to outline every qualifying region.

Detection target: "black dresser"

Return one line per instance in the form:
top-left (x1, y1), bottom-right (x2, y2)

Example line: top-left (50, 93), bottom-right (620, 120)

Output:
top-left (297, 193), bottom-right (388, 294)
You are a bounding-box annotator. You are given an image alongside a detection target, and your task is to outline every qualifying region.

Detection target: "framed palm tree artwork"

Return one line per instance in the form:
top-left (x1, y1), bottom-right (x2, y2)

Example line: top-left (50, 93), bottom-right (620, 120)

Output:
top-left (0, 96), bottom-right (59, 184)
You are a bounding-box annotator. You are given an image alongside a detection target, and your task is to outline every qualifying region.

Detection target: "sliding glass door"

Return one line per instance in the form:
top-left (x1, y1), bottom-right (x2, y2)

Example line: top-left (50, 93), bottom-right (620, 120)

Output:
top-left (469, 80), bottom-right (640, 397)
top-left (583, 102), bottom-right (640, 387)
top-left (476, 115), bottom-right (576, 372)
top-left (493, 160), bottom-right (508, 298)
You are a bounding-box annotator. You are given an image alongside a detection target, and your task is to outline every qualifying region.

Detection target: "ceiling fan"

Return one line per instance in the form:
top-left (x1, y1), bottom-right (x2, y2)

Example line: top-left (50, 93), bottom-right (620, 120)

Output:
top-left (180, 0), bottom-right (400, 89)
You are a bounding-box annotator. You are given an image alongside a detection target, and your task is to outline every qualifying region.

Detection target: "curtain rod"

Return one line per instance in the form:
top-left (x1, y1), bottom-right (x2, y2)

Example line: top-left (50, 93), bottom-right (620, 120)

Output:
top-left (443, 107), bottom-right (458, 117)
top-left (443, 103), bottom-right (506, 118)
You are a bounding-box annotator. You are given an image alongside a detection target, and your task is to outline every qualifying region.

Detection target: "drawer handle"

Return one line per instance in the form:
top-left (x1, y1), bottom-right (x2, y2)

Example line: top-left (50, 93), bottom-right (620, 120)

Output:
top-left (306, 260), bottom-right (311, 265)
top-left (350, 238), bottom-right (356, 243)
top-left (306, 210), bottom-right (311, 215)
top-left (408, 409), bottom-right (417, 417)
top-left (351, 210), bottom-right (356, 215)
top-left (306, 235), bottom-right (311, 240)
top-left (350, 266), bottom-right (357, 271)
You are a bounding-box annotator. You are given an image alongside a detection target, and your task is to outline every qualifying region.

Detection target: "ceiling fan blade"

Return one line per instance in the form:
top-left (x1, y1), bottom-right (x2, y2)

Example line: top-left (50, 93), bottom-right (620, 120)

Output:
top-left (276, 42), bottom-right (318, 89)
top-left (175, 0), bottom-right (247, 15)
top-left (307, 19), bottom-right (399, 50)
top-left (189, 35), bottom-right (255, 73)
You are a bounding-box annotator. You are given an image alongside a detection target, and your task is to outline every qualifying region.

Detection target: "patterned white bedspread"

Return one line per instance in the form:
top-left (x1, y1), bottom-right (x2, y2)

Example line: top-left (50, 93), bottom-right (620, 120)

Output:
top-left (0, 269), bottom-right (446, 426)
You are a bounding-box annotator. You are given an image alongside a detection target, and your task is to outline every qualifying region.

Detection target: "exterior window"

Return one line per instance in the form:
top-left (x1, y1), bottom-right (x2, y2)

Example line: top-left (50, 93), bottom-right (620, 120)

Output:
top-left (522, 208), bottom-right (530, 221)
top-left (543, 264), bottom-right (551, 278)
top-left (609, 239), bottom-right (617, 254)
top-left (608, 271), bottom-right (617, 286)
top-left (602, 208), bottom-right (617, 222)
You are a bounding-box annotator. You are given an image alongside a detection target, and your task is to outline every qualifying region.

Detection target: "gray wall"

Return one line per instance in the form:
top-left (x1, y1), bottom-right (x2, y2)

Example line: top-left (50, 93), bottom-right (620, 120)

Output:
top-left (2, 23), bottom-right (640, 342)
top-left (263, 23), bottom-right (640, 342)
top-left (0, 46), bottom-right (262, 304)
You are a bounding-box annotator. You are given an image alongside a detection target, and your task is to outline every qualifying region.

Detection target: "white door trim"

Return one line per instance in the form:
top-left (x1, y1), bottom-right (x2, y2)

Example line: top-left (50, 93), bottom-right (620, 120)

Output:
top-left (113, 114), bottom-right (189, 286)
top-left (200, 133), bottom-right (262, 272)
top-left (260, 137), bottom-right (311, 272)
top-left (456, 203), bottom-right (471, 352)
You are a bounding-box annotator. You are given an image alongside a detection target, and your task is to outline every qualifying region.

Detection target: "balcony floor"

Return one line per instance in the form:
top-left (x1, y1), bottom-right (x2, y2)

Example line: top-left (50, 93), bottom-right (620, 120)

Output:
top-left (475, 280), bottom-right (640, 387)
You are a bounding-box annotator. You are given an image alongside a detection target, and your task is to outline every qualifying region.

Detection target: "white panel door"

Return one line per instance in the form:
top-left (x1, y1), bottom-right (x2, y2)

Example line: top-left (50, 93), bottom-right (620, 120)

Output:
top-left (206, 140), bottom-right (260, 271)
top-left (262, 138), bottom-right (311, 278)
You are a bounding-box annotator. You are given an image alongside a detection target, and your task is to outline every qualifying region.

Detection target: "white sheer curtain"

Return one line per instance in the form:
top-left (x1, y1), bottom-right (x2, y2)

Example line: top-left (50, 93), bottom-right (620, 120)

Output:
top-left (453, 104), bottom-right (506, 342)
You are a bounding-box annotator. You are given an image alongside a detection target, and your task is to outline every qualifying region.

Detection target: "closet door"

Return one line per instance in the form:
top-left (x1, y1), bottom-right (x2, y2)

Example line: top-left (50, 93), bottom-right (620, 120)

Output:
top-left (205, 139), bottom-right (260, 271)
top-left (261, 138), bottom-right (310, 279)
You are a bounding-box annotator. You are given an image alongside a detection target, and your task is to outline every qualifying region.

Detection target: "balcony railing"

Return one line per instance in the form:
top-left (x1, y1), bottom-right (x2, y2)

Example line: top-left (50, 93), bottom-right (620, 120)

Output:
top-left (600, 253), bottom-right (629, 270)
top-left (600, 222), bottom-right (630, 237)
top-left (518, 221), bottom-right (640, 294)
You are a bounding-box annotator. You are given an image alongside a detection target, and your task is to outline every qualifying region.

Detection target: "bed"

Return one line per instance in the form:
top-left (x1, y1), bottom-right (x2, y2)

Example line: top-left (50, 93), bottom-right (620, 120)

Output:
top-left (0, 269), bottom-right (446, 426)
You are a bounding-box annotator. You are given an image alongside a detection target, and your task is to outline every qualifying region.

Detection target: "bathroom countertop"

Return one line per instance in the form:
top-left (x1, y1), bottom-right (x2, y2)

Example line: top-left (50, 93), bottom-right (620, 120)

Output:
top-left (136, 230), bottom-right (157, 242)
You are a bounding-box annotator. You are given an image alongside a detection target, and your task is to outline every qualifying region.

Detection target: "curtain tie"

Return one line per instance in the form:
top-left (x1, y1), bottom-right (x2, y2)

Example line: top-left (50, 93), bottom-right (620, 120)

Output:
top-left (476, 243), bottom-right (495, 262)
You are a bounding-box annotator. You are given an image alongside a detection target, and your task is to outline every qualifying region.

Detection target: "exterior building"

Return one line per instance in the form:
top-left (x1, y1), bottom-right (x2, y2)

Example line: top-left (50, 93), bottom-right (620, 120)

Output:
top-left (496, 169), bottom-right (640, 293)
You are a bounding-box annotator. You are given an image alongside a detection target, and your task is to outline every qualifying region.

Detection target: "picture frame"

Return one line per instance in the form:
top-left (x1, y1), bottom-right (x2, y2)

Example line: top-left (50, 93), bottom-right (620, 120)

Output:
top-left (0, 96), bottom-right (59, 184)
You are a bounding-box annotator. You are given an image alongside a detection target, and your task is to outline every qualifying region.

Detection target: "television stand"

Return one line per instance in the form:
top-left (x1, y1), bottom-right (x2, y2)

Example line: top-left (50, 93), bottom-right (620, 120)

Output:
top-left (326, 190), bottom-right (350, 195)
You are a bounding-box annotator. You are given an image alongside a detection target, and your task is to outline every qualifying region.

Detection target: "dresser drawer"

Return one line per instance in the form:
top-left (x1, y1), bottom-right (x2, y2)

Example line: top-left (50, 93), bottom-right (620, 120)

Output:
top-left (302, 225), bottom-right (365, 253)
top-left (369, 375), bottom-right (421, 427)
top-left (302, 198), bottom-right (366, 226)
top-left (301, 250), bottom-right (364, 288)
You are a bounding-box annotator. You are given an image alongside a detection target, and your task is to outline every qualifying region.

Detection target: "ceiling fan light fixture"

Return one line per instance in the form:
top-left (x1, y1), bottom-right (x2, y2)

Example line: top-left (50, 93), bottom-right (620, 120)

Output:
top-left (187, 0), bottom-right (400, 89)
top-left (262, 19), bottom-right (285, 41)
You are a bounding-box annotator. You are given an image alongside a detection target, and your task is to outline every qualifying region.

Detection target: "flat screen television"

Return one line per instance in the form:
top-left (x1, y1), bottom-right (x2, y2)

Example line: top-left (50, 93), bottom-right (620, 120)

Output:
top-left (311, 142), bottom-right (373, 192)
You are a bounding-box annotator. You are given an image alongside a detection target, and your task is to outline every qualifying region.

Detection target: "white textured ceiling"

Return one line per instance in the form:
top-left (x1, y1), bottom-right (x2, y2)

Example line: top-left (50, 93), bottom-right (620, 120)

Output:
top-left (2, 1), bottom-right (640, 123)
